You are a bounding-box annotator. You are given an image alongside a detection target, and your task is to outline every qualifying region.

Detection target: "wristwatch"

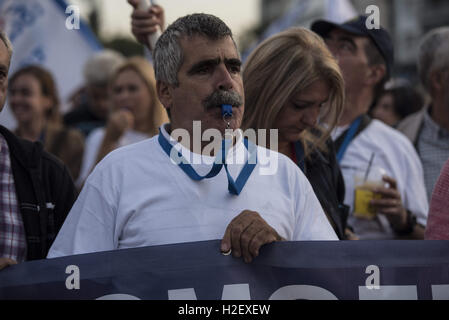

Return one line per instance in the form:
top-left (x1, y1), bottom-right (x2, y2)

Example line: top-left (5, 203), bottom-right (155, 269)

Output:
top-left (393, 210), bottom-right (417, 236)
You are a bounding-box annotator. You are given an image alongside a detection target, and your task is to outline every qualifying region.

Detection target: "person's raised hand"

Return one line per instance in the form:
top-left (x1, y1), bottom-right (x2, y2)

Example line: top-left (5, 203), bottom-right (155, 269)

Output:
top-left (128, 0), bottom-right (165, 50)
top-left (105, 109), bottom-right (135, 142)
top-left (221, 210), bottom-right (285, 263)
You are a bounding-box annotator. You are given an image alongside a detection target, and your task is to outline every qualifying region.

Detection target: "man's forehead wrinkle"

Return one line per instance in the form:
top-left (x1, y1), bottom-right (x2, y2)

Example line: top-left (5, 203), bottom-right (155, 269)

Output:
top-left (225, 58), bottom-right (241, 64)
top-left (190, 58), bottom-right (220, 69)
top-left (182, 38), bottom-right (238, 64)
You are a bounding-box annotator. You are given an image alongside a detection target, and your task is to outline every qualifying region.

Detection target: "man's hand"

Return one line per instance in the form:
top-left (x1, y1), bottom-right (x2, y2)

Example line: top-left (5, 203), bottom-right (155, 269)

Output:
top-left (344, 228), bottom-right (359, 240)
top-left (0, 257), bottom-right (17, 271)
top-left (128, 0), bottom-right (165, 49)
top-left (370, 175), bottom-right (407, 230)
top-left (221, 210), bottom-right (284, 263)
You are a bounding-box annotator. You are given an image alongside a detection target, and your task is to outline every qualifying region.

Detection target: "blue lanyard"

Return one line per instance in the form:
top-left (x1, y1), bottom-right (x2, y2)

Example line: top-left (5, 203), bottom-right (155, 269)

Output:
top-left (221, 138), bottom-right (257, 195)
top-left (336, 116), bottom-right (362, 163)
top-left (157, 130), bottom-right (257, 196)
top-left (158, 131), bottom-right (222, 180)
top-left (293, 141), bottom-right (305, 173)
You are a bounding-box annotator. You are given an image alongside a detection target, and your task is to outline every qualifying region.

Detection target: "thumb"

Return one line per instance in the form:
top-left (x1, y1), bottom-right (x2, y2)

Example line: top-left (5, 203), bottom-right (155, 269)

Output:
top-left (127, 0), bottom-right (139, 9)
top-left (221, 225), bottom-right (232, 254)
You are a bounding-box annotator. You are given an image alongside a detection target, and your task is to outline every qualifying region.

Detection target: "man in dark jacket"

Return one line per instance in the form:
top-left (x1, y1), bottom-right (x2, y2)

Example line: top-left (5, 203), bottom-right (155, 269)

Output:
top-left (0, 31), bottom-right (77, 270)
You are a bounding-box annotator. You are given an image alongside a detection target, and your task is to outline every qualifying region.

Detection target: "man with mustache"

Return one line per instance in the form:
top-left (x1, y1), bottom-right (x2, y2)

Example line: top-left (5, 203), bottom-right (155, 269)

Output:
top-left (48, 13), bottom-right (337, 263)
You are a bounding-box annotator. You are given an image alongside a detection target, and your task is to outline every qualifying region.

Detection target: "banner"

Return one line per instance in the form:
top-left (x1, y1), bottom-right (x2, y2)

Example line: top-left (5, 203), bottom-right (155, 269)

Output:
top-left (1, 240), bottom-right (449, 300)
top-left (0, 0), bottom-right (102, 128)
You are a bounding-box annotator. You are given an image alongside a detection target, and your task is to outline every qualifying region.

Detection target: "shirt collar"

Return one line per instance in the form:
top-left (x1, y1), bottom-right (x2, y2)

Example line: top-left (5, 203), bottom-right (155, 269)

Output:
top-left (159, 123), bottom-right (245, 164)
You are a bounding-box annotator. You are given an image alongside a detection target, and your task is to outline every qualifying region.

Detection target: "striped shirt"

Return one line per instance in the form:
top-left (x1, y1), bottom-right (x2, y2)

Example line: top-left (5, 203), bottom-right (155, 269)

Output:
top-left (0, 133), bottom-right (27, 262)
top-left (417, 110), bottom-right (449, 201)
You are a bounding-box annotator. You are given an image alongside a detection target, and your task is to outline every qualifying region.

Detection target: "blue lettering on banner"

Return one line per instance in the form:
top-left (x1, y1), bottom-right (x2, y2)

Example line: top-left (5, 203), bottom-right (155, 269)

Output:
top-left (0, 240), bottom-right (449, 300)
top-left (5, 2), bottom-right (44, 42)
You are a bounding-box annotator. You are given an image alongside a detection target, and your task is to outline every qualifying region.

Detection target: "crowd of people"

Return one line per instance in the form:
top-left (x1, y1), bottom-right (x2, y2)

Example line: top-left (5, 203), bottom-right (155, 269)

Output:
top-left (1, 1), bottom-right (449, 272)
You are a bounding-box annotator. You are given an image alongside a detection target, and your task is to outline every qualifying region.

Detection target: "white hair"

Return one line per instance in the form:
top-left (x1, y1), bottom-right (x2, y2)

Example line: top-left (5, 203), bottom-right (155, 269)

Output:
top-left (0, 31), bottom-right (13, 66)
top-left (418, 27), bottom-right (449, 92)
top-left (83, 49), bottom-right (125, 86)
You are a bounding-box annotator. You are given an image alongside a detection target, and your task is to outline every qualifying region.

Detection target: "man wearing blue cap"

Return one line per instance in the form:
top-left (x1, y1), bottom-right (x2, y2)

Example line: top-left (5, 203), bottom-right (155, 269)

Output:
top-left (311, 15), bottom-right (428, 240)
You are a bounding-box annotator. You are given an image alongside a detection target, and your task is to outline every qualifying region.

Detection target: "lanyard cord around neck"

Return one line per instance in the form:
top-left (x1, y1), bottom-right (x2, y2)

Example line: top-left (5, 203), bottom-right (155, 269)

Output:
top-left (158, 105), bottom-right (257, 195)
top-left (336, 116), bottom-right (363, 163)
top-left (158, 131), bottom-right (257, 196)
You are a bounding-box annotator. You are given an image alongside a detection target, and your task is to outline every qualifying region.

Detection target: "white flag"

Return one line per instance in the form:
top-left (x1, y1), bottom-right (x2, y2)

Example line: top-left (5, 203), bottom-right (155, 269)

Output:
top-left (0, 0), bottom-right (102, 129)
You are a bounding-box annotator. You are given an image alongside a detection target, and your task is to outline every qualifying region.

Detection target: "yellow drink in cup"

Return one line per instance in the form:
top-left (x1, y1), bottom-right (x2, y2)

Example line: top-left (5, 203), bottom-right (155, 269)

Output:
top-left (353, 166), bottom-right (386, 220)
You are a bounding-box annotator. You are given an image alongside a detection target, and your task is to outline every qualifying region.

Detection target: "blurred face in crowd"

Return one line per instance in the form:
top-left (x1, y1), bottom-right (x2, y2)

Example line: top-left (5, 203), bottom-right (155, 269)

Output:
top-left (86, 84), bottom-right (109, 120)
top-left (274, 79), bottom-right (329, 143)
top-left (159, 35), bottom-right (244, 136)
top-left (371, 92), bottom-right (400, 126)
top-left (324, 29), bottom-right (371, 96)
top-left (9, 73), bottom-right (51, 125)
top-left (111, 68), bottom-right (152, 128)
top-left (0, 40), bottom-right (9, 113)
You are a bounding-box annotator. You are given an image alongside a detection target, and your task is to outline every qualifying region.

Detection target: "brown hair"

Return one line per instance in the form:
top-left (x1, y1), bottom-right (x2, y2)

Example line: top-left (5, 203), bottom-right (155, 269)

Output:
top-left (0, 31), bottom-right (13, 66)
top-left (9, 65), bottom-right (62, 125)
top-left (242, 27), bottom-right (344, 156)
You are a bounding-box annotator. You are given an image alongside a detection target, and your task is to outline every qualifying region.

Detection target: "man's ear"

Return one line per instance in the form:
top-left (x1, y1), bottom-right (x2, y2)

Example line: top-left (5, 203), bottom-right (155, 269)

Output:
top-left (429, 69), bottom-right (446, 94)
top-left (366, 64), bottom-right (386, 87)
top-left (157, 81), bottom-right (173, 113)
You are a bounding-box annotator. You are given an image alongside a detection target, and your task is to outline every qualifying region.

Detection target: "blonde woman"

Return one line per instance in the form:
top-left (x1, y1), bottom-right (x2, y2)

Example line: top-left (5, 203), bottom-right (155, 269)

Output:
top-left (79, 56), bottom-right (169, 185)
top-left (242, 27), bottom-right (353, 239)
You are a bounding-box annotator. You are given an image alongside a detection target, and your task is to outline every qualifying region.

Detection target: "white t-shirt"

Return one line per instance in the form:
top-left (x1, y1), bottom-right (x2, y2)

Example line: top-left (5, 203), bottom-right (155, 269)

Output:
top-left (48, 124), bottom-right (337, 258)
top-left (333, 119), bottom-right (429, 239)
top-left (77, 128), bottom-right (150, 187)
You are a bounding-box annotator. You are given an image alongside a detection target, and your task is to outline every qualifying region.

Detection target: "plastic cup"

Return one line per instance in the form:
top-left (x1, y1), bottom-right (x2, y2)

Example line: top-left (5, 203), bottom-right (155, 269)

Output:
top-left (353, 166), bottom-right (387, 220)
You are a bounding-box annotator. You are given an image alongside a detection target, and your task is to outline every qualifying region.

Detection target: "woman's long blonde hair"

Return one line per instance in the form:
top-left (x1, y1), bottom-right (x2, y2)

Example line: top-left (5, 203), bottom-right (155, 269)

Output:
top-left (242, 27), bottom-right (344, 156)
top-left (110, 56), bottom-right (169, 136)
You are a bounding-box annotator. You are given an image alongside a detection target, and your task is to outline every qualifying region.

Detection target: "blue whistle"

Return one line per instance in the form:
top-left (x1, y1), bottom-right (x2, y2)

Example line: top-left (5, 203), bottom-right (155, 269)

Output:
top-left (221, 104), bottom-right (233, 117)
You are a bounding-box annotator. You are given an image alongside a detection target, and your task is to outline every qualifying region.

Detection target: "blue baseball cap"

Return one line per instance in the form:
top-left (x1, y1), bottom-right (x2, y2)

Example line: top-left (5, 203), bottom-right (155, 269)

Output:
top-left (311, 15), bottom-right (394, 79)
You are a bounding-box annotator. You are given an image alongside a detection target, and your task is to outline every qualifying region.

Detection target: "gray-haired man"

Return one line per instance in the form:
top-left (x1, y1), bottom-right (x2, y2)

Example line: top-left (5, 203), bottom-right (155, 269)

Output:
top-left (397, 27), bottom-right (449, 201)
top-left (0, 32), bottom-right (76, 271)
top-left (48, 13), bottom-right (337, 263)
